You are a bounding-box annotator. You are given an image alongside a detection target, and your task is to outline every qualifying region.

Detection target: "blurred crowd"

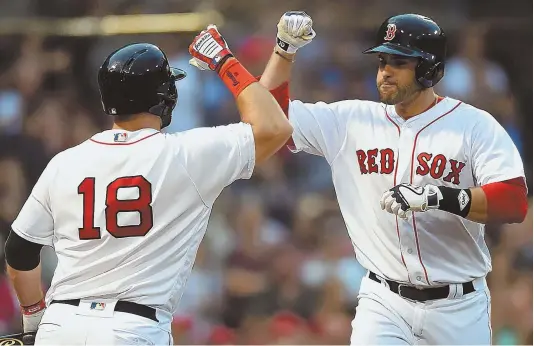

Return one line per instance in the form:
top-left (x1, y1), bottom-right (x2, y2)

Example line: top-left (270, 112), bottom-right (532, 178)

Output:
top-left (0, 0), bottom-right (532, 344)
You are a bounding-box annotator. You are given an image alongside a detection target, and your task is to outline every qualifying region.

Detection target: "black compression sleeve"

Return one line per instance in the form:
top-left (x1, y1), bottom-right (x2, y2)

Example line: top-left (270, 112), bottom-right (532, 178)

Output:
top-left (4, 230), bottom-right (43, 271)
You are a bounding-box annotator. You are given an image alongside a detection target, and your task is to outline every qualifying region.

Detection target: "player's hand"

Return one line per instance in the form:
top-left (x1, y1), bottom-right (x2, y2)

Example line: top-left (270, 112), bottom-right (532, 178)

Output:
top-left (380, 183), bottom-right (441, 219)
top-left (276, 11), bottom-right (316, 54)
top-left (188, 24), bottom-right (233, 72)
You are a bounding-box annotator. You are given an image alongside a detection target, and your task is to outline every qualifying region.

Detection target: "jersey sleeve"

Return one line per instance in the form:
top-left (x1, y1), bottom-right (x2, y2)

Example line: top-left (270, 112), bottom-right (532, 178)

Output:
top-left (11, 155), bottom-right (59, 246)
top-left (471, 112), bottom-right (525, 186)
top-left (288, 100), bottom-right (351, 163)
top-left (176, 122), bottom-right (255, 205)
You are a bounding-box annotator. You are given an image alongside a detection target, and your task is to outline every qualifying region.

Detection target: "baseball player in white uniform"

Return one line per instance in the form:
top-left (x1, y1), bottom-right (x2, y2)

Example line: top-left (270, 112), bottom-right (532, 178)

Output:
top-left (260, 12), bottom-right (528, 345)
top-left (4, 25), bottom-right (292, 345)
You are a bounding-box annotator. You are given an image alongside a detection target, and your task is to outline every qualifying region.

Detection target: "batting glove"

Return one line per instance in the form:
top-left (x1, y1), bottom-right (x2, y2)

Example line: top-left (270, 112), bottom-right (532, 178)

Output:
top-left (380, 183), bottom-right (442, 219)
top-left (276, 11), bottom-right (316, 54)
top-left (189, 24), bottom-right (233, 72)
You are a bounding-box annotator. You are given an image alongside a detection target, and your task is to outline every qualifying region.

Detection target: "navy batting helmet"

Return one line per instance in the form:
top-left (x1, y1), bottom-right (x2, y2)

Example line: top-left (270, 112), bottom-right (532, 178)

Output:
top-left (98, 43), bottom-right (186, 129)
top-left (363, 14), bottom-right (447, 88)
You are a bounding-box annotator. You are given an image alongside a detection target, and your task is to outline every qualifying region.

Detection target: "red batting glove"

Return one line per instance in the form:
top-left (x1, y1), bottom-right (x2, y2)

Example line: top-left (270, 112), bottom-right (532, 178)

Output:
top-left (188, 25), bottom-right (233, 73)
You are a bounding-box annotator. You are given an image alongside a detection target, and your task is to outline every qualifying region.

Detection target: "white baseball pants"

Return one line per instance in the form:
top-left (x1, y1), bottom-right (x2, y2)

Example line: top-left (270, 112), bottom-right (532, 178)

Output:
top-left (350, 273), bottom-right (492, 345)
top-left (34, 300), bottom-right (173, 345)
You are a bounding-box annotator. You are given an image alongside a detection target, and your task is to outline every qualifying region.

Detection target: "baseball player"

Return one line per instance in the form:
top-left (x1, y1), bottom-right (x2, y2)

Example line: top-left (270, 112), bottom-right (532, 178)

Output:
top-left (4, 25), bottom-right (292, 345)
top-left (260, 12), bottom-right (528, 345)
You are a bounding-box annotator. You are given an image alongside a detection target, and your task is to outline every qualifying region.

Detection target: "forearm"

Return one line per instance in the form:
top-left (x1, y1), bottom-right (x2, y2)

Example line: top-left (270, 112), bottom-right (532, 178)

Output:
top-left (218, 56), bottom-right (288, 127)
top-left (259, 50), bottom-right (295, 89)
top-left (188, 25), bottom-right (292, 164)
top-left (7, 263), bottom-right (44, 306)
top-left (236, 81), bottom-right (289, 133)
top-left (465, 187), bottom-right (488, 223)
top-left (216, 57), bottom-right (292, 162)
top-left (234, 72), bottom-right (292, 162)
top-left (5, 231), bottom-right (47, 332)
top-left (435, 179), bottom-right (527, 224)
top-left (260, 10), bottom-right (314, 90)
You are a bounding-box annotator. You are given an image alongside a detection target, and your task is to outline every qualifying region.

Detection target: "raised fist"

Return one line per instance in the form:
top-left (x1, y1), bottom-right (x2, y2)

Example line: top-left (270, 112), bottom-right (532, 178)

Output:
top-left (189, 24), bottom-right (233, 72)
top-left (276, 11), bottom-right (316, 54)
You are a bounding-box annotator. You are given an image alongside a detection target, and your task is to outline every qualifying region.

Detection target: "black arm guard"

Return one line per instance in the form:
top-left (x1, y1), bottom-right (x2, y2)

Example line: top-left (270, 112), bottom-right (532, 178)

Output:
top-left (5, 230), bottom-right (43, 271)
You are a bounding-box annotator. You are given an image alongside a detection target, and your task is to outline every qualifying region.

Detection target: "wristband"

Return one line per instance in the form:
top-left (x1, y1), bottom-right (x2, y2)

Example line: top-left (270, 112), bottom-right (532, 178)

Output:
top-left (213, 53), bottom-right (233, 74)
top-left (21, 299), bottom-right (46, 315)
top-left (274, 50), bottom-right (295, 63)
top-left (218, 58), bottom-right (257, 99)
top-left (433, 186), bottom-right (472, 218)
top-left (276, 37), bottom-right (297, 54)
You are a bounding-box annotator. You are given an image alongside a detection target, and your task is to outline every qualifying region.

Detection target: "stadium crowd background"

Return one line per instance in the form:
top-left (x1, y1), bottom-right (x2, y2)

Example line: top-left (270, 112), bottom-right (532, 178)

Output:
top-left (0, 0), bottom-right (532, 344)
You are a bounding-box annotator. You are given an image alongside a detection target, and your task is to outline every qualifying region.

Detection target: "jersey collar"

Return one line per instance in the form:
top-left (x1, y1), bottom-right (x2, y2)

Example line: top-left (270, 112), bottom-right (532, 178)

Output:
top-left (386, 97), bottom-right (461, 127)
top-left (90, 128), bottom-right (161, 145)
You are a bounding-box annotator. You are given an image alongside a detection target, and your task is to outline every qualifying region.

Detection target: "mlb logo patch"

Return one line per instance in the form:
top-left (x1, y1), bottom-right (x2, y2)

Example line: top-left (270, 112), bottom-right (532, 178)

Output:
top-left (114, 132), bottom-right (128, 142)
top-left (90, 302), bottom-right (106, 310)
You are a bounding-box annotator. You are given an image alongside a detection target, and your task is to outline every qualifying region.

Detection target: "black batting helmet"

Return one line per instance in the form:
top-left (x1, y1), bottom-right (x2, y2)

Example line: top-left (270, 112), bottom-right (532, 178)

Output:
top-left (363, 14), bottom-right (447, 88)
top-left (98, 43), bottom-right (186, 129)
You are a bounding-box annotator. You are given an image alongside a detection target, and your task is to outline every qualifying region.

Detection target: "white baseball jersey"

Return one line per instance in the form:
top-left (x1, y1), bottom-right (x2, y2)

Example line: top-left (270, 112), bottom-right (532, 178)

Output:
top-left (289, 96), bottom-right (525, 286)
top-left (11, 124), bottom-right (255, 313)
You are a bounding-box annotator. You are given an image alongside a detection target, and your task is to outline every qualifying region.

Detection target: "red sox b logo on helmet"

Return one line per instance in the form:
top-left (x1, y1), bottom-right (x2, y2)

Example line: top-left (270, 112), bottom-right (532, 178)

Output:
top-left (384, 24), bottom-right (397, 41)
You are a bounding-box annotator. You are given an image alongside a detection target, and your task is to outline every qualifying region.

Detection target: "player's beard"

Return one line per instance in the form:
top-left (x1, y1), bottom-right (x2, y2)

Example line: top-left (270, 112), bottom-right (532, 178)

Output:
top-left (377, 79), bottom-right (422, 105)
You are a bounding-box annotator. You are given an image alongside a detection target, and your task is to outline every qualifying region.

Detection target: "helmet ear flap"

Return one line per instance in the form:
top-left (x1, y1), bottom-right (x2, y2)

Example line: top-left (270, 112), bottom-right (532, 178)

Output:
top-left (415, 60), bottom-right (444, 88)
top-left (148, 82), bottom-right (177, 129)
top-left (431, 62), bottom-right (445, 85)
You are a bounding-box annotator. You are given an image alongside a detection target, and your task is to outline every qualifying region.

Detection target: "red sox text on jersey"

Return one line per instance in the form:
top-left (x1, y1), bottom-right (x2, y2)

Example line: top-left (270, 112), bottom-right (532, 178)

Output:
top-left (356, 149), bottom-right (466, 185)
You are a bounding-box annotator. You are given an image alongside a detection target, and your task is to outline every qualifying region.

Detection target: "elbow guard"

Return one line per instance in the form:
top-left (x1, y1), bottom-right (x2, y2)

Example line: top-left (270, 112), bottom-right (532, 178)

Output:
top-left (269, 81), bottom-right (292, 149)
top-left (269, 81), bottom-right (290, 116)
top-left (256, 75), bottom-right (290, 115)
top-left (256, 75), bottom-right (293, 149)
top-left (5, 230), bottom-right (43, 271)
top-left (481, 177), bottom-right (528, 224)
